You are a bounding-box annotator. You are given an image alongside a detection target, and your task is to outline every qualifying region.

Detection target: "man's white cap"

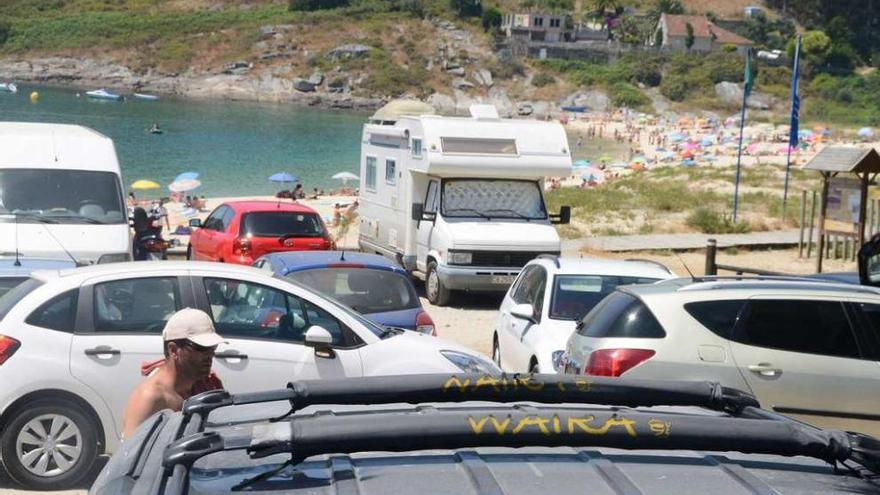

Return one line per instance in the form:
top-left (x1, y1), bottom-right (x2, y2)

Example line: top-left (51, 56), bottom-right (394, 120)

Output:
top-left (162, 308), bottom-right (226, 347)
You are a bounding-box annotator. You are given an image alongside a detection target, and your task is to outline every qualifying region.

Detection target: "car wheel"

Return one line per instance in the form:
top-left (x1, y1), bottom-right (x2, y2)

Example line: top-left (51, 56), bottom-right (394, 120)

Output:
top-left (186, 245), bottom-right (192, 260)
top-left (425, 261), bottom-right (451, 306)
top-left (0, 400), bottom-right (98, 490)
top-left (492, 337), bottom-right (502, 368)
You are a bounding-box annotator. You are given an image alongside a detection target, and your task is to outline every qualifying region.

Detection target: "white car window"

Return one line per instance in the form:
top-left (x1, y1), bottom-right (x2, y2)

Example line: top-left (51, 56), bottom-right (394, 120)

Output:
top-left (203, 278), bottom-right (346, 346)
top-left (25, 289), bottom-right (78, 332)
top-left (550, 275), bottom-right (660, 321)
top-left (94, 278), bottom-right (180, 333)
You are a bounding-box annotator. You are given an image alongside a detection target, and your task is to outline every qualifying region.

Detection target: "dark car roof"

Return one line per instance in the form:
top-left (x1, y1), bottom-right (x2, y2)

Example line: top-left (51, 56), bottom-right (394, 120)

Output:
top-left (221, 200), bottom-right (318, 214)
top-left (261, 251), bottom-right (408, 277)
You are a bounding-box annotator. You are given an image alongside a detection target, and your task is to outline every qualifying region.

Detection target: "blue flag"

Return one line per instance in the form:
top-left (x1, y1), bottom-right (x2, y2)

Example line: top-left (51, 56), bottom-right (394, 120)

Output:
top-left (788, 36), bottom-right (802, 149)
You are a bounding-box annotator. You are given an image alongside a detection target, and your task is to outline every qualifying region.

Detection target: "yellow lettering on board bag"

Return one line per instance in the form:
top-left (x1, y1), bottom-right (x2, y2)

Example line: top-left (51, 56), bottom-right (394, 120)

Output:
top-left (514, 376), bottom-right (545, 392)
top-left (567, 416), bottom-right (638, 437)
top-left (444, 376), bottom-right (471, 393)
top-left (468, 416), bottom-right (490, 434)
top-left (512, 416), bottom-right (552, 435)
top-left (475, 375), bottom-right (502, 392)
top-left (467, 416), bottom-right (512, 434)
top-left (648, 419), bottom-right (671, 438)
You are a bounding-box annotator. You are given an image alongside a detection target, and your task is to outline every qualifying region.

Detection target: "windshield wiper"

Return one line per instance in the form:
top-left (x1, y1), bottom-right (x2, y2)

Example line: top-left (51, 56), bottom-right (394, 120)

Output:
top-left (484, 208), bottom-right (532, 220)
top-left (444, 208), bottom-right (489, 219)
top-left (44, 214), bottom-right (105, 224)
top-left (2, 212), bottom-right (59, 224)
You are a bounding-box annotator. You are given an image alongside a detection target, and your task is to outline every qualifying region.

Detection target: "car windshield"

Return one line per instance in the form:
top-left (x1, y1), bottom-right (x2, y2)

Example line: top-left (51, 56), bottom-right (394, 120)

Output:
top-left (242, 212), bottom-right (325, 237)
top-left (0, 276), bottom-right (28, 298)
top-left (0, 277), bottom-right (42, 320)
top-left (550, 275), bottom-right (660, 320)
top-left (0, 169), bottom-right (125, 224)
top-left (441, 179), bottom-right (547, 219)
top-left (287, 267), bottom-right (419, 314)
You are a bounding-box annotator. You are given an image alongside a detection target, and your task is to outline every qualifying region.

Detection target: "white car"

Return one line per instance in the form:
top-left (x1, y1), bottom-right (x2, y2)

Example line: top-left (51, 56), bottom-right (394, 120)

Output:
top-left (492, 256), bottom-right (673, 373)
top-left (0, 261), bottom-right (497, 490)
top-left (563, 276), bottom-right (880, 437)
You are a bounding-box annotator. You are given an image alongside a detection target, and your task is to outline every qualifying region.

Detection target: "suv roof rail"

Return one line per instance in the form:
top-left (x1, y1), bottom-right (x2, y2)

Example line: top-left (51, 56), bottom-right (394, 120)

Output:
top-left (676, 275), bottom-right (880, 293)
top-left (158, 375), bottom-right (880, 493)
top-left (623, 258), bottom-right (673, 274)
top-left (536, 254), bottom-right (560, 268)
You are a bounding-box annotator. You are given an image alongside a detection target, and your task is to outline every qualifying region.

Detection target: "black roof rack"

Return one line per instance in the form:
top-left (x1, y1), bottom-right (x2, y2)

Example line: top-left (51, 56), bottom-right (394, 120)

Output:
top-left (156, 374), bottom-right (880, 494)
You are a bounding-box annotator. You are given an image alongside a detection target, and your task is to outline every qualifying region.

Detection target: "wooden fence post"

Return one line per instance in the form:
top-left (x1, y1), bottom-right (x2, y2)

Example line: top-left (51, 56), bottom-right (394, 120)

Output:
top-left (705, 239), bottom-right (717, 276)
top-left (807, 190), bottom-right (817, 258)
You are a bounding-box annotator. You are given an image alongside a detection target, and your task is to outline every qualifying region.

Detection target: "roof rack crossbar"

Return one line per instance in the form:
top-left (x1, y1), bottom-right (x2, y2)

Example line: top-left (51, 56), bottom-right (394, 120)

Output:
top-left (178, 374), bottom-right (760, 427)
top-left (161, 406), bottom-right (879, 482)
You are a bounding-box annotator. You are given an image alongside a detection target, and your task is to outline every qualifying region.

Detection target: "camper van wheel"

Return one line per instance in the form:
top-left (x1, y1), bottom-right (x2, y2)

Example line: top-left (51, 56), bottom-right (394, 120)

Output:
top-left (426, 261), bottom-right (451, 306)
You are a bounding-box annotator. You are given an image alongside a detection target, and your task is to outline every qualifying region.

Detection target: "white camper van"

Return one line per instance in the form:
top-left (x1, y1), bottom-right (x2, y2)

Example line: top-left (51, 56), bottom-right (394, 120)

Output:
top-left (358, 103), bottom-right (571, 305)
top-left (0, 122), bottom-right (130, 265)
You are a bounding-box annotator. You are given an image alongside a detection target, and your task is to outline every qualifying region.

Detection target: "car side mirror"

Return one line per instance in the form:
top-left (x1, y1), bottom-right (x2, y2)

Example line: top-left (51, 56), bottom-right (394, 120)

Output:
top-left (412, 203), bottom-right (424, 222)
top-left (305, 325), bottom-right (335, 359)
top-left (550, 206), bottom-right (571, 225)
top-left (189, 219), bottom-right (202, 228)
top-left (858, 233), bottom-right (880, 286)
top-left (510, 303), bottom-right (537, 324)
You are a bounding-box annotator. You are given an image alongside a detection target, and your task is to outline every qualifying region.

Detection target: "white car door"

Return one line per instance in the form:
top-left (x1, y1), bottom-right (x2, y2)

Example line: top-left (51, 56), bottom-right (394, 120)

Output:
top-left (415, 179), bottom-right (440, 272)
top-left (196, 276), bottom-right (363, 394)
top-left (69, 274), bottom-right (189, 438)
top-left (498, 266), bottom-right (546, 372)
top-left (728, 298), bottom-right (880, 435)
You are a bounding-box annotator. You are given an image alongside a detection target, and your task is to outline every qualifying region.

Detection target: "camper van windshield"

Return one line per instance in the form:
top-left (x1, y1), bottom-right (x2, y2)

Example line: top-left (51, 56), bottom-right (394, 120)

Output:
top-left (441, 179), bottom-right (547, 220)
top-left (0, 169), bottom-right (125, 225)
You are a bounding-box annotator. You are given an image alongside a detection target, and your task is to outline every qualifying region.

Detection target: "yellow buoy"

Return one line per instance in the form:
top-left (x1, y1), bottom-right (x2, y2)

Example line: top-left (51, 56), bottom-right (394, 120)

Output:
top-left (29, 91), bottom-right (39, 103)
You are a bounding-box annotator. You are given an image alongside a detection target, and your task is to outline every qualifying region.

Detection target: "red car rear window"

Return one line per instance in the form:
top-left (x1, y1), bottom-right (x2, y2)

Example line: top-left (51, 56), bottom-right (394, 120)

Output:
top-left (242, 212), bottom-right (325, 238)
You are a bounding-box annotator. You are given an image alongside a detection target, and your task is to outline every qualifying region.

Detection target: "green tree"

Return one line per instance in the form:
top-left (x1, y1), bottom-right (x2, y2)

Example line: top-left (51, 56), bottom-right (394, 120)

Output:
top-left (590, 0), bottom-right (619, 15)
top-left (289, 0), bottom-right (348, 11)
top-left (685, 22), bottom-right (694, 50)
top-left (654, 0), bottom-right (684, 15)
top-left (481, 7), bottom-right (502, 31)
top-left (0, 21), bottom-right (9, 45)
top-left (450, 0), bottom-right (481, 18)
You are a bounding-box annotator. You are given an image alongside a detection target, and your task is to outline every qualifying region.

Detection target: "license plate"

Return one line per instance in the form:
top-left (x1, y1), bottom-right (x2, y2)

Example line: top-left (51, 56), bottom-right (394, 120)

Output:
top-left (491, 275), bottom-right (517, 285)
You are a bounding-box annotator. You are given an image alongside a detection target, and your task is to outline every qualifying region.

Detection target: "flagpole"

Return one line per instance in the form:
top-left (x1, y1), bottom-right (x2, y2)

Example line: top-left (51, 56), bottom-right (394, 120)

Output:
top-left (782, 35), bottom-right (802, 219)
top-left (732, 48), bottom-right (752, 224)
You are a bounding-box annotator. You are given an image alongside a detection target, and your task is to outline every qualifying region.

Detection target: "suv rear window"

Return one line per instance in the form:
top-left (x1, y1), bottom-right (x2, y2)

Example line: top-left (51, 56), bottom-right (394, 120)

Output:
top-left (242, 212), bottom-right (325, 238)
top-left (684, 300), bottom-right (746, 339)
top-left (550, 275), bottom-right (659, 321)
top-left (576, 291), bottom-right (665, 339)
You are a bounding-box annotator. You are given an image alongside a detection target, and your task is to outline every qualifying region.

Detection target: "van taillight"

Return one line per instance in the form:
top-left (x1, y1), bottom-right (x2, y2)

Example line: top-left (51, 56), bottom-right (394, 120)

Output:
top-left (0, 335), bottom-right (21, 366)
top-left (233, 237), bottom-right (251, 255)
top-left (584, 349), bottom-right (655, 377)
top-left (416, 311), bottom-right (436, 336)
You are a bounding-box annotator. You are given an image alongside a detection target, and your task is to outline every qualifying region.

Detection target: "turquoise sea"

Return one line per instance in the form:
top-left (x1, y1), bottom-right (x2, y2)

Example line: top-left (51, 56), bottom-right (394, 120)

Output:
top-left (0, 85), bottom-right (367, 197)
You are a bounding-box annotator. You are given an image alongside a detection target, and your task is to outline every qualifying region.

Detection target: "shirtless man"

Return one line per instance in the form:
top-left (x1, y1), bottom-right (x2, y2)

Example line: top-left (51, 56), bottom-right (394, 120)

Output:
top-left (121, 308), bottom-right (226, 439)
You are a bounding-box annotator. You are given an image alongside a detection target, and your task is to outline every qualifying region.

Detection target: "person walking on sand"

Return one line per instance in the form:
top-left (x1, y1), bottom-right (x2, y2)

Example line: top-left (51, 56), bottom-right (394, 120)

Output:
top-left (121, 308), bottom-right (226, 439)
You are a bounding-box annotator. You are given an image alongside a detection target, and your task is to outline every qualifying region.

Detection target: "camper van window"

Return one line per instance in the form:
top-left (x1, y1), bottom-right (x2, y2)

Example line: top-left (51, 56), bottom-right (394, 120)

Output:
top-left (366, 156), bottom-right (377, 191)
top-left (411, 138), bottom-right (423, 158)
top-left (385, 159), bottom-right (396, 185)
top-left (440, 137), bottom-right (517, 155)
top-left (425, 181), bottom-right (439, 213)
top-left (0, 169), bottom-right (125, 224)
top-left (441, 179), bottom-right (547, 220)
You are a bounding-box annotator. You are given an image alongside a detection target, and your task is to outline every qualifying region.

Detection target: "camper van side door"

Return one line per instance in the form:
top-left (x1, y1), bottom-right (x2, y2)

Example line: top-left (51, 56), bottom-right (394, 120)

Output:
top-left (416, 180), bottom-right (440, 272)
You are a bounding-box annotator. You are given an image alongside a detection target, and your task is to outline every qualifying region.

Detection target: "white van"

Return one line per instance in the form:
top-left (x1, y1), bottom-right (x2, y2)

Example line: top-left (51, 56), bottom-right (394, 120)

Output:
top-left (358, 103), bottom-right (571, 305)
top-left (0, 122), bottom-right (130, 264)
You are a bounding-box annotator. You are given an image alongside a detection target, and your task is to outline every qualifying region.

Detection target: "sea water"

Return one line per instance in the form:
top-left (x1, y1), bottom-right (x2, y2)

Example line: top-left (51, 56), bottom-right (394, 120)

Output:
top-left (0, 85), bottom-right (366, 197)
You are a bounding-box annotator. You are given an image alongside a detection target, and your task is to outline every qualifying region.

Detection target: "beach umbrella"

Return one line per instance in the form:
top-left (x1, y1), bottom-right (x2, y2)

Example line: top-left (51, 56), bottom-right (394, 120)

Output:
top-left (778, 145), bottom-right (798, 154)
top-left (631, 155), bottom-right (647, 164)
top-left (269, 172), bottom-right (297, 183)
top-left (858, 127), bottom-right (873, 138)
top-left (798, 129), bottom-right (814, 139)
top-left (668, 132), bottom-right (684, 142)
top-left (169, 178), bottom-right (201, 193)
top-left (131, 179), bottom-right (160, 190)
top-left (572, 159), bottom-right (592, 169)
top-left (332, 171), bottom-right (360, 184)
top-left (683, 142), bottom-right (701, 151)
top-left (661, 151), bottom-right (676, 162)
top-left (680, 159), bottom-right (697, 168)
top-left (175, 171), bottom-right (199, 181)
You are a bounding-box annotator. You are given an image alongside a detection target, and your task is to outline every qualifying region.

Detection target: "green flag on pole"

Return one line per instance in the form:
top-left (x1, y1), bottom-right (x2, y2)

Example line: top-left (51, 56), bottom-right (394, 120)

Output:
top-left (743, 48), bottom-right (754, 99)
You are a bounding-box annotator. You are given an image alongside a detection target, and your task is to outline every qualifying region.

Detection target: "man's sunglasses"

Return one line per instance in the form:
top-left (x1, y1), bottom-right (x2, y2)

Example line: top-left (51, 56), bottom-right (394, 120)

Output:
top-left (181, 340), bottom-right (218, 353)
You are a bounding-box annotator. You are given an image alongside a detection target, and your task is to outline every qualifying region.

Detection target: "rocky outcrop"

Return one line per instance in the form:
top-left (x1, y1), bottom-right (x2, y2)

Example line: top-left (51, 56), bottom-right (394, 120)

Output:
top-left (473, 69), bottom-right (493, 87)
top-left (293, 78), bottom-right (317, 92)
top-left (715, 81), bottom-right (775, 110)
top-left (562, 90), bottom-right (609, 112)
top-left (451, 78), bottom-right (474, 90)
top-left (326, 44), bottom-right (372, 61)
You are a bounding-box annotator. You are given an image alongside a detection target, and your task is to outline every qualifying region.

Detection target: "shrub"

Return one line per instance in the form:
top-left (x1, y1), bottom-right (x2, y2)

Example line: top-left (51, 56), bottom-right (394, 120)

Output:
top-left (289, 0), bottom-right (349, 11)
top-left (610, 82), bottom-right (649, 108)
top-left (532, 72), bottom-right (556, 87)
top-left (481, 7), bottom-right (502, 32)
top-left (659, 74), bottom-right (691, 101)
top-left (686, 208), bottom-right (750, 234)
top-left (0, 20), bottom-right (9, 45)
top-left (722, 43), bottom-right (737, 53)
top-left (450, 0), bottom-right (481, 18)
top-left (488, 57), bottom-right (525, 79)
top-left (632, 58), bottom-right (662, 87)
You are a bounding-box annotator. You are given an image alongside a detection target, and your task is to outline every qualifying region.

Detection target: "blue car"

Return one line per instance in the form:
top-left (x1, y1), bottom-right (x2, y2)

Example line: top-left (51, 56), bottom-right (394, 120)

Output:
top-left (254, 251), bottom-right (436, 335)
top-left (0, 257), bottom-right (77, 298)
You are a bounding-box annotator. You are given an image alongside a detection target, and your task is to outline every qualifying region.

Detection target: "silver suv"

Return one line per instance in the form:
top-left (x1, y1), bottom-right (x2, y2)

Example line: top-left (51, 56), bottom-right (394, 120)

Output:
top-left (562, 276), bottom-right (880, 436)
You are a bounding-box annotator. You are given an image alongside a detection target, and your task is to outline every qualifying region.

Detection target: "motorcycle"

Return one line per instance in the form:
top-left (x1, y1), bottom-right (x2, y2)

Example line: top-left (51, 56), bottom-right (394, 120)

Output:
top-left (131, 207), bottom-right (169, 261)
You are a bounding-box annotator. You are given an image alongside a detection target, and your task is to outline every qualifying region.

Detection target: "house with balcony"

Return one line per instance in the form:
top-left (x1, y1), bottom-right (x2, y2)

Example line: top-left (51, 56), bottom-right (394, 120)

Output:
top-left (501, 12), bottom-right (571, 42)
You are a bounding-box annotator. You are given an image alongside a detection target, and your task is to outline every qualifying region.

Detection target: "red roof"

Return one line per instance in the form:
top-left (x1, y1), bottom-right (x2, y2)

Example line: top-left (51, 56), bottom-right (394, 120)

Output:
top-left (223, 200), bottom-right (318, 214)
top-left (662, 14), bottom-right (752, 46)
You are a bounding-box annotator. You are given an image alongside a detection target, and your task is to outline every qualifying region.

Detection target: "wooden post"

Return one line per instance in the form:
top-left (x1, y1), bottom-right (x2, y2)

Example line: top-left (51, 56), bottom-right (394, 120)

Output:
top-left (799, 190), bottom-right (807, 258)
top-left (705, 238), bottom-right (717, 276)
top-left (870, 197), bottom-right (876, 238)
top-left (807, 190), bottom-right (817, 258)
top-left (859, 173), bottom-right (869, 247)
top-left (833, 235), bottom-right (839, 260)
top-left (816, 176), bottom-right (829, 273)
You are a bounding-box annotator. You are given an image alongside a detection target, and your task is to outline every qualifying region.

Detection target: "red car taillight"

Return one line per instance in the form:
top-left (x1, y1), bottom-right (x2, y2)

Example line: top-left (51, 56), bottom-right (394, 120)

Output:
top-left (584, 349), bottom-right (655, 377)
top-left (416, 311), bottom-right (436, 336)
top-left (0, 335), bottom-right (21, 366)
top-left (144, 239), bottom-right (168, 252)
top-left (232, 237), bottom-right (251, 256)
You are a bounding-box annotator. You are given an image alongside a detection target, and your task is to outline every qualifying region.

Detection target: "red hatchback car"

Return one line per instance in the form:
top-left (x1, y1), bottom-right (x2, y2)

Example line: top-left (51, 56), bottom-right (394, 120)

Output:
top-left (187, 201), bottom-right (335, 265)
